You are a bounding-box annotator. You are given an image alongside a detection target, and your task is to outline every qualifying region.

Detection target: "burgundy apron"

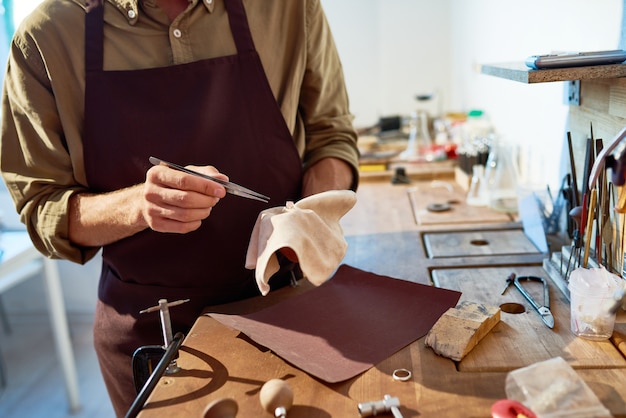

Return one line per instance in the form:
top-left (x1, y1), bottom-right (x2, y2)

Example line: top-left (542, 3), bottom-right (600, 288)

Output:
top-left (83, 0), bottom-right (302, 414)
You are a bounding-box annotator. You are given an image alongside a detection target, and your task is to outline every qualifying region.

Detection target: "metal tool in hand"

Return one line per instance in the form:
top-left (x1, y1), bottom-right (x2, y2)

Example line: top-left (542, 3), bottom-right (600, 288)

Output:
top-left (149, 156), bottom-right (270, 203)
top-left (503, 274), bottom-right (554, 328)
top-left (139, 298), bottom-right (190, 373)
top-left (358, 395), bottom-right (403, 418)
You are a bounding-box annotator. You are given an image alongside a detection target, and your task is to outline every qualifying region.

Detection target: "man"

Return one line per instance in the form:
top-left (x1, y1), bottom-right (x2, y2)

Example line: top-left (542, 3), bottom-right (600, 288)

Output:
top-left (0, 0), bottom-right (358, 415)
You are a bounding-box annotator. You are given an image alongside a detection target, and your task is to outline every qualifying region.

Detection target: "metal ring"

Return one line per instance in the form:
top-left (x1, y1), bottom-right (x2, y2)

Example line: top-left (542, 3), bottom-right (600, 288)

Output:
top-left (426, 202), bottom-right (451, 212)
top-left (392, 368), bottom-right (412, 382)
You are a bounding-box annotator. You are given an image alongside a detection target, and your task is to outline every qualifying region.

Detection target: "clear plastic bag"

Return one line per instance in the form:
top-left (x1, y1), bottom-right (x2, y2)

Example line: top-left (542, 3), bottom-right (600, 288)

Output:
top-left (505, 357), bottom-right (612, 417)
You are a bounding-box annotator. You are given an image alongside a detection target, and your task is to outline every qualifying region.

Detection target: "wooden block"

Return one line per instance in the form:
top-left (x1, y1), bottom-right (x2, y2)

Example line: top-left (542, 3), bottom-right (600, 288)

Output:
top-left (425, 301), bottom-right (501, 361)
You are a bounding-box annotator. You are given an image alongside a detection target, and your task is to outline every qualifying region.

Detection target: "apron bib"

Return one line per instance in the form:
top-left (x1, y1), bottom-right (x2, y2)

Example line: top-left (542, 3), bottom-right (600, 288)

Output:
top-left (83, 0), bottom-right (302, 413)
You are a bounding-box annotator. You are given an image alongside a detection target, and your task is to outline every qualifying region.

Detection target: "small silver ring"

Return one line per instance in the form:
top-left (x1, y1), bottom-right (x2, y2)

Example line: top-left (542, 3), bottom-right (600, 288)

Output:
top-left (392, 368), bottom-right (411, 382)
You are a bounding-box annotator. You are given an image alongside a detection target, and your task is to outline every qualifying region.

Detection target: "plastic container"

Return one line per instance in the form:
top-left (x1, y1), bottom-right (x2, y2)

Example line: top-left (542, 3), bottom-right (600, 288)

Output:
top-left (505, 356), bottom-right (612, 417)
top-left (568, 267), bottom-right (621, 341)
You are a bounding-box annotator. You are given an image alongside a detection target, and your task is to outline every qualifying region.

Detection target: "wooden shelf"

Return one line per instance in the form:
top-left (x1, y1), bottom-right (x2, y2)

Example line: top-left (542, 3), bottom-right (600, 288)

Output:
top-left (480, 61), bottom-right (626, 84)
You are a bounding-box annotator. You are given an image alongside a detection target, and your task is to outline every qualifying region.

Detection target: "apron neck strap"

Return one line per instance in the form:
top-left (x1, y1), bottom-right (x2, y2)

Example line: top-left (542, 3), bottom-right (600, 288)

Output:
top-left (85, 0), bottom-right (104, 72)
top-left (223, 0), bottom-right (256, 54)
top-left (84, 0), bottom-right (257, 73)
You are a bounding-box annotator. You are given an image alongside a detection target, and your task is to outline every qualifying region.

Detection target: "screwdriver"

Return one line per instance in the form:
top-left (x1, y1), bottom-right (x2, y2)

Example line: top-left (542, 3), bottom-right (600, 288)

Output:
top-left (501, 273), bottom-right (515, 295)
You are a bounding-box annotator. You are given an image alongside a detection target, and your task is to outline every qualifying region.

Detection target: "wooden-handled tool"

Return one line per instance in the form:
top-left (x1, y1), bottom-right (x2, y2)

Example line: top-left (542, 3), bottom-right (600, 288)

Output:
top-left (260, 379), bottom-right (294, 418)
top-left (583, 188), bottom-right (598, 267)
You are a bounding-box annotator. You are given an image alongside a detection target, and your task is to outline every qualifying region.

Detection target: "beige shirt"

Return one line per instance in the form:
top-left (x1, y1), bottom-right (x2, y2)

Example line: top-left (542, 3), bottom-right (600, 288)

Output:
top-left (0, 0), bottom-right (359, 263)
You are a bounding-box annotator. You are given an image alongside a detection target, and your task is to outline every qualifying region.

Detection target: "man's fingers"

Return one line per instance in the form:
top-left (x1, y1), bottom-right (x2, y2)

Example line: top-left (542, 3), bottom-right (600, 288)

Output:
top-left (143, 164), bottom-right (229, 233)
top-left (147, 164), bottom-right (227, 199)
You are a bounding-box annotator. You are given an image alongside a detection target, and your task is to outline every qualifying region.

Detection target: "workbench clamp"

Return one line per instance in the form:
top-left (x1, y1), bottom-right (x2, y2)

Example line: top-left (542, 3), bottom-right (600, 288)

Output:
top-left (358, 394), bottom-right (403, 417)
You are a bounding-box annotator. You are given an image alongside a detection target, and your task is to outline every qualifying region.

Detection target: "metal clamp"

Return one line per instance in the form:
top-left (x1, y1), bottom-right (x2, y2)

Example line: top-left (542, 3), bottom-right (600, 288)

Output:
top-left (358, 394), bottom-right (403, 417)
top-left (139, 298), bottom-right (189, 373)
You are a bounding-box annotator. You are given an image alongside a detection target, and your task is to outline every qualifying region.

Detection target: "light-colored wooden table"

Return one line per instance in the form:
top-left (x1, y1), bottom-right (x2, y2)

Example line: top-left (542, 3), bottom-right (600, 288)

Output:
top-left (138, 174), bottom-right (626, 417)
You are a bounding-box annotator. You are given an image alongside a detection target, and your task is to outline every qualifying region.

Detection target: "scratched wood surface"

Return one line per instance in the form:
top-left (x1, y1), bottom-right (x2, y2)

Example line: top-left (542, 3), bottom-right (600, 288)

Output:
top-left (138, 280), bottom-right (626, 418)
top-left (340, 177), bottom-right (515, 237)
top-left (432, 266), bottom-right (626, 372)
top-left (406, 186), bottom-right (512, 225)
top-left (137, 179), bottom-right (626, 417)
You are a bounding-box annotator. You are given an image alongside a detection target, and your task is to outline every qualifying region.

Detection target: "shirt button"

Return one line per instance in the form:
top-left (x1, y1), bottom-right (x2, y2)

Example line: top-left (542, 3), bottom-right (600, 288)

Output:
top-left (207, 0), bottom-right (213, 4)
top-left (127, 10), bottom-right (136, 19)
top-left (173, 29), bottom-right (182, 38)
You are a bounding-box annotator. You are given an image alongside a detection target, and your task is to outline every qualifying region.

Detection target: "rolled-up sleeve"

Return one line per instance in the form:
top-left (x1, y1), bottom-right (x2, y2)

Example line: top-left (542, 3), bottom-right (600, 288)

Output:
top-left (1, 18), bottom-right (97, 264)
top-left (299, 0), bottom-right (360, 188)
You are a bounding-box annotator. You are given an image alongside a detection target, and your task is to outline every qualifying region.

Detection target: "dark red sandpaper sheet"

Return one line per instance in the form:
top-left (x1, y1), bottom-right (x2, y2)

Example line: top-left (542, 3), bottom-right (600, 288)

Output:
top-left (209, 264), bottom-right (461, 383)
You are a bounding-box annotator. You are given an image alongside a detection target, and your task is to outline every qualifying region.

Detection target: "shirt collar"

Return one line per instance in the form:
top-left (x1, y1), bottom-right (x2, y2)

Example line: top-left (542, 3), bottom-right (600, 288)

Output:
top-left (108, 0), bottom-right (139, 23)
top-left (110, 0), bottom-right (215, 25)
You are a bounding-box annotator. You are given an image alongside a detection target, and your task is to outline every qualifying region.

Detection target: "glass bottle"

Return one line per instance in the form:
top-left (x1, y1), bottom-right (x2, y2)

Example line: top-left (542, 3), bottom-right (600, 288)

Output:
top-left (484, 139), bottom-right (519, 213)
top-left (400, 110), bottom-right (431, 161)
top-left (466, 164), bottom-right (487, 206)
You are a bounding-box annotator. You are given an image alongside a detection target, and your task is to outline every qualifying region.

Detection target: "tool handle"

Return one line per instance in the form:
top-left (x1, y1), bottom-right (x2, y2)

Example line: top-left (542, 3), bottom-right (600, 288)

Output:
top-left (501, 273), bottom-right (515, 295)
top-left (391, 406), bottom-right (404, 418)
top-left (583, 189), bottom-right (598, 267)
top-left (125, 332), bottom-right (185, 418)
top-left (513, 278), bottom-right (541, 312)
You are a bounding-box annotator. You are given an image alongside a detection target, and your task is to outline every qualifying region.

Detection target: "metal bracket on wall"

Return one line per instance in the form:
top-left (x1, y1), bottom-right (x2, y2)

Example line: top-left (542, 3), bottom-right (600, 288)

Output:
top-left (565, 80), bottom-right (581, 105)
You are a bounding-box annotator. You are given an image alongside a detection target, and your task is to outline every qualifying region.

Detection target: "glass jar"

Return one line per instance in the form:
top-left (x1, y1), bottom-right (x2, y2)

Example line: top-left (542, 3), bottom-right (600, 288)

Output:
top-left (484, 139), bottom-right (519, 213)
top-left (399, 110), bottom-right (431, 161)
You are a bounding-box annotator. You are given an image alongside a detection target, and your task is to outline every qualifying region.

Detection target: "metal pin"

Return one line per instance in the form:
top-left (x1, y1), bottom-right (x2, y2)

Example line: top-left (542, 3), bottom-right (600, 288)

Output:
top-left (139, 298), bottom-right (190, 314)
top-left (140, 298), bottom-right (190, 374)
top-left (289, 269), bottom-right (299, 288)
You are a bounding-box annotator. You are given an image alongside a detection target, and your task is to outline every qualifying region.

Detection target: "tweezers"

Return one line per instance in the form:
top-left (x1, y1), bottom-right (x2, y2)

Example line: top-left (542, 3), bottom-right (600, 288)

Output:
top-left (149, 156), bottom-right (270, 203)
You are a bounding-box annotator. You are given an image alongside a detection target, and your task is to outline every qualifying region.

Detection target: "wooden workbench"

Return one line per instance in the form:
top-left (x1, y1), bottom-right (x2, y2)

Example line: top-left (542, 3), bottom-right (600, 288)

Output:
top-left (138, 175), bottom-right (626, 417)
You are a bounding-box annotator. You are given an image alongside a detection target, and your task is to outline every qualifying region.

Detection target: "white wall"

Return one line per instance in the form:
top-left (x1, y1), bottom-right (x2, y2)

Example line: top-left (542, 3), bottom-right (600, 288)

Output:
top-left (448, 0), bottom-right (622, 186)
top-left (322, 0), bottom-right (452, 127)
top-left (323, 0), bottom-right (622, 187)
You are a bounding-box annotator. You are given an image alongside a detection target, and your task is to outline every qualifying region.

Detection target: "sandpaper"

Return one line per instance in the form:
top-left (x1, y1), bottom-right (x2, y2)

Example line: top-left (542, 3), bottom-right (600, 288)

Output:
top-left (209, 264), bottom-right (461, 383)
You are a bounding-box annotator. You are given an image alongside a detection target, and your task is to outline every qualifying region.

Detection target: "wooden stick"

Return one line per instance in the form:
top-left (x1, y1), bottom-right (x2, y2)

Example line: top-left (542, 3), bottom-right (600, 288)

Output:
top-left (567, 132), bottom-right (580, 206)
top-left (583, 188), bottom-right (597, 268)
top-left (595, 138), bottom-right (605, 266)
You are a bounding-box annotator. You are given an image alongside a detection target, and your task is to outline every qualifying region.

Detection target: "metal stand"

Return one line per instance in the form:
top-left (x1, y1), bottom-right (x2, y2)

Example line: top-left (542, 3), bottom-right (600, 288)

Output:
top-left (139, 298), bottom-right (189, 374)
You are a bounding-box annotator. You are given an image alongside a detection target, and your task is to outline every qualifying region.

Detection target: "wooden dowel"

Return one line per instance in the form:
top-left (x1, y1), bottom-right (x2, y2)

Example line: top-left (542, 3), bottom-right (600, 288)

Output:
top-left (567, 132), bottom-right (580, 206)
top-left (583, 188), bottom-right (597, 268)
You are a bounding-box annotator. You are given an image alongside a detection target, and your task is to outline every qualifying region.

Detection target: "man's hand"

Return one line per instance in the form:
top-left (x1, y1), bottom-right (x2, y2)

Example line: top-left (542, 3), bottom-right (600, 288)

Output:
top-left (143, 164), bottom-right (227, 233)
top-left (69, 164), bottom-right (228, 247)
top-left (279, 157), bottom-right (354, 263)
